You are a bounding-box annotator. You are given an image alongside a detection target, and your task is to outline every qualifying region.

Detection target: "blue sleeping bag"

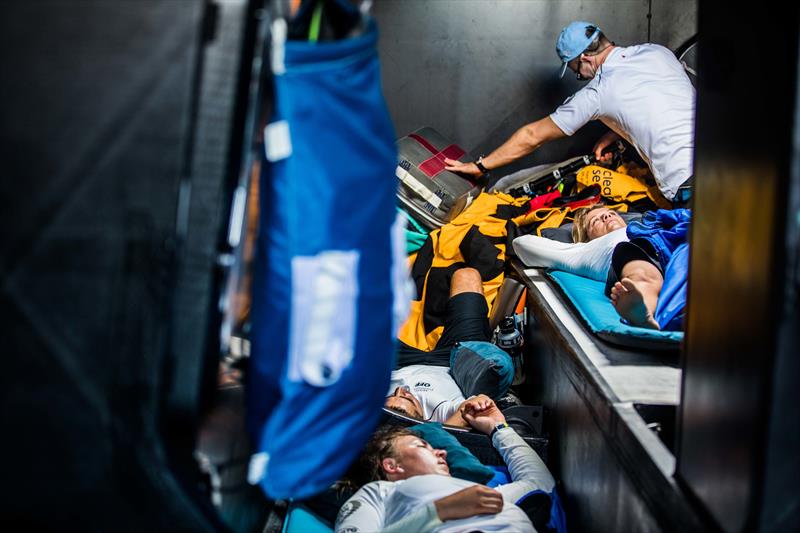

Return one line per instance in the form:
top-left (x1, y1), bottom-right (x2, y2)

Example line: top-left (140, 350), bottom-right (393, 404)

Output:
top-left (248, 9), bottom-right (401, 499)
top-left (626, 209), bottom-right (691, 331)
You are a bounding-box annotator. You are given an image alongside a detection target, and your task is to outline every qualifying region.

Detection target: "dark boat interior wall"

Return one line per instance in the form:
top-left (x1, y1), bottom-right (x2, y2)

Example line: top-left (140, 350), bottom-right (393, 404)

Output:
top-left (0, 0), bottom-right (256, 529)
top-left (373, 0), bottom-right (697, 174)
top-left (523, 307), bottom-right (666, 531)
top-left (678, 4), bottom-right (800, 532)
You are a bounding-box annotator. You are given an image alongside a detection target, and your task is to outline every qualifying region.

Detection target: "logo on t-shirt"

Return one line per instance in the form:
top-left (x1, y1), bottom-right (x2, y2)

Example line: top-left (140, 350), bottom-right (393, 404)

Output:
top-left (415, 381), bottom-right (431, 388)
top-left (336, 500), bottom-right (361, 525)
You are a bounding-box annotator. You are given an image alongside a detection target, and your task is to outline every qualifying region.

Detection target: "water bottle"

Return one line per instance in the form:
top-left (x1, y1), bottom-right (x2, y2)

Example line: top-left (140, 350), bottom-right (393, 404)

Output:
top-left (496, 315), bottom-right (525, 385)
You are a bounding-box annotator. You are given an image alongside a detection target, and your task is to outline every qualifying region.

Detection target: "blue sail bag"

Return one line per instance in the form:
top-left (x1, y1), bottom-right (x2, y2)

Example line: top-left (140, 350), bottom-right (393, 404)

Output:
top-left (248, 12), bottom-right (400, 499)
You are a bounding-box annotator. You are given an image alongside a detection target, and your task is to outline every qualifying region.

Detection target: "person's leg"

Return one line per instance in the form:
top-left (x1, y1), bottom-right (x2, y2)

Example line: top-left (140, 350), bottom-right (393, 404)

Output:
top-left (449, 267), bottom-right (483, 297)
top-left (396, 268), bottom-right (489, 368)
top-left (440, 268), bottom-right (514, 400)
top-left (609, 259), bottom-right (663, 329)
top-left (435, 268), bottom-right (492, 350)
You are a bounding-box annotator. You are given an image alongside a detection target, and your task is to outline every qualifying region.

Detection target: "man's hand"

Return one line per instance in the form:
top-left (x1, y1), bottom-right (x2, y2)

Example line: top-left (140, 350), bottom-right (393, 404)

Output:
top-left (593, 131), bottom-right (621, 163)
top-left (443, 394), bottom-right (493, 428)
top-left (459, 394), bottom-right (493, 415)
top-left (444, 158), bottom-right (483, 177)
top-left (461, 395), bottom-right (506, 435)
top-left (434, 485), bottom-right (504, 521)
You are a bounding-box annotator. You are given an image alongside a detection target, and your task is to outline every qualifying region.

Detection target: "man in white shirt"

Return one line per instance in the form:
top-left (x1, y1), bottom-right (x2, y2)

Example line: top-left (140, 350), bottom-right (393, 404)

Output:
top-left (445, 21), bottom-right (695, 205)
top-left (335, 398), bottom-right (556, 533)
top-left (385, 366), bottom-right (470, 425)
top-left (386, 268), bottom-right (514, 426)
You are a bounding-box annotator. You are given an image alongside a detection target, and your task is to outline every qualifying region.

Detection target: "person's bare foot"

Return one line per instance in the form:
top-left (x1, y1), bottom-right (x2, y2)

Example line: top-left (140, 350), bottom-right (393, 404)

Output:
top-left (610, 278), bottom-right (660, 329)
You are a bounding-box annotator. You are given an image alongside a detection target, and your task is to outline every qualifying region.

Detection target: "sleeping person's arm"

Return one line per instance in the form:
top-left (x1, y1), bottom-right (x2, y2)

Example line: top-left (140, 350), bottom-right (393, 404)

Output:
top-left (491, 427), bottom-right (555, 504)
top-left (512, 234), bottom-right (581, 268)
top-left (460, 394), bottom-right (555, 504)
top-left (512, 228), bottom-right (628, 282)
top-left (336, 483), bottom-right (505, 532)
top-left (335, 483), bottom-right (443, 533)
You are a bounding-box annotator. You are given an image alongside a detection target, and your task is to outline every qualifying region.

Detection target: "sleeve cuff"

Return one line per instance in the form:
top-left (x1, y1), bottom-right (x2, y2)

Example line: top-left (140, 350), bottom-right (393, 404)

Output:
top-left (424, 501), bottom-right (444, 528)
top-left (407, 502), bottom-right (442, 533)
top-left (491, 424), bottom-right (515, 447)
top-left (549, 113), bottom-right (574, 136)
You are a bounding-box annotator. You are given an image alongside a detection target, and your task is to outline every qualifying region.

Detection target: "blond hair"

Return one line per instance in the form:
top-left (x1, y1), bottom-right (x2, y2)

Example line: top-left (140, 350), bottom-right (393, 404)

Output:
top-left (572, 204), bottom-right (607, 243)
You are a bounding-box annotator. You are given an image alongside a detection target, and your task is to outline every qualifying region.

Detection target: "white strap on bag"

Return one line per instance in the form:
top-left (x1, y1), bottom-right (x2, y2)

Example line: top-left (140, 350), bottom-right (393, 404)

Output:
top-left (395, 165), bottom-right (442, 209)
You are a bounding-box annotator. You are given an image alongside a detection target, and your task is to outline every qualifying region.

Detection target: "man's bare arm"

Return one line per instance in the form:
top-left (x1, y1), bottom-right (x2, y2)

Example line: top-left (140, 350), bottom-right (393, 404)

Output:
top-left (445, 117), bottom-right (566, 176)
top-left (443, 410), bottom-right (470, 427)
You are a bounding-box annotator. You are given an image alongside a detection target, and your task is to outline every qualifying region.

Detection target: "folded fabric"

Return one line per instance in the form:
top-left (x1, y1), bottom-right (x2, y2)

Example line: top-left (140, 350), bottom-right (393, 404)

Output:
top-left (409, 422), bottom-right (495, 484)
top-left (398, 192), bottom-right (526, 352)
top-left (576, 164), bottom-right (670, 208)
top-left (540, 225), bottom-right (576, 243)
top-left (623, 208), bottom-right (691, 330)
top-left (450, 341), bottom-right (514, 400)
top-left (653, 242), bottom-right (689, 331)
top-left (626, 208), bottom-right (691, 266)
top-left (398, 208), bottom-right (429, 254)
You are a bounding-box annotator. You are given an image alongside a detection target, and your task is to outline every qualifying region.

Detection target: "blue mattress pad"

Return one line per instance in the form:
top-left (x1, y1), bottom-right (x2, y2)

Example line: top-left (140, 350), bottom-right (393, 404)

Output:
top-left (546, 269), bottom-right (683, 349)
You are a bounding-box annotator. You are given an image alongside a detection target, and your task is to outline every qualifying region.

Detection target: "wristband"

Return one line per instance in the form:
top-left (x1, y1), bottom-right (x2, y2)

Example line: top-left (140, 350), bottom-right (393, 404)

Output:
top-left (490, 421), bottom-right (509, 438)
top-left (474, 156), bottom-right (489, 175)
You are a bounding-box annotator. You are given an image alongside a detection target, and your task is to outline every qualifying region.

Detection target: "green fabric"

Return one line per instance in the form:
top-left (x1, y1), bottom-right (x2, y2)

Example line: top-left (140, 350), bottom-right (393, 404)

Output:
top-left (409, 422), bottom-right (494, 484)
top-left (398, 207), bottom-right (429, 254)
top-left (547, 269), bottom-right (683, 347)
top-left (405, 228), bottom-right (427, 254)
top-left (308, 2), bottom-right (323, 43)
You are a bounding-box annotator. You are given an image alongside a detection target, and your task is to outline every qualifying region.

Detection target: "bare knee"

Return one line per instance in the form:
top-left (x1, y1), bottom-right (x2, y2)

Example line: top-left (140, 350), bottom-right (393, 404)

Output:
top-left (620, 260), bottom-right (663, 287)
top-left (450, 267), bottom-right (483, 297)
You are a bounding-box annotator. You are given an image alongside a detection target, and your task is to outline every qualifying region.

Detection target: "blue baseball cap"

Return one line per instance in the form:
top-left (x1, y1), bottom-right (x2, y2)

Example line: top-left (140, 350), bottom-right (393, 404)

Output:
top-left (556, 21), bottom-right (601, 78)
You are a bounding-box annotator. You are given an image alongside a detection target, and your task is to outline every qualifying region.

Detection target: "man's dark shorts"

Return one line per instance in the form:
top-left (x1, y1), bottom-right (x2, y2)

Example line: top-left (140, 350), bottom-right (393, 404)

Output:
top-left (604, 237), bottom-right (663, 297)
top-left (396, 292), bottom-right (491, 368)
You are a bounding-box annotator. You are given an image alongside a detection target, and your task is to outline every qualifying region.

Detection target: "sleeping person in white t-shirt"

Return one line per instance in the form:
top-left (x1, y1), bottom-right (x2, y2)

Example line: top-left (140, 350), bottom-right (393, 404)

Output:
top-left (336, 398), bottom-right (555, 533)
top-left (386, 268), bottom-right (514, 426)
top-left (445, 21), bottom-right (695, 206)
top-left (386, 365), bottom-right (469, 426)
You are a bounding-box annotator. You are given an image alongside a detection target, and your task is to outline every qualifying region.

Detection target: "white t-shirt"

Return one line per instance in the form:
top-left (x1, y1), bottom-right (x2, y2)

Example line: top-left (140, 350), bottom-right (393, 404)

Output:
top-left (513, 227), bottom-right (629, 281)
top-left (389, 365), bottom-right (464, 423)
top-left (335, 428), bottom-right (554, 533)
top-left (550, 44), bottom-right (696, 200)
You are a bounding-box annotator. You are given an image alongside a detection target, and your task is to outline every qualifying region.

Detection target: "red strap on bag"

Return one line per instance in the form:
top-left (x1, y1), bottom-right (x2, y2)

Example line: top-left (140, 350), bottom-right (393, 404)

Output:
top-left (408, 133), bottom-right (467, 179)
top-left (526, 190), bottom-right (562, 213)
top-left (561, 193), bottom-right (601, 210)
top-left (524, 186), bottom-right (601, 214)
